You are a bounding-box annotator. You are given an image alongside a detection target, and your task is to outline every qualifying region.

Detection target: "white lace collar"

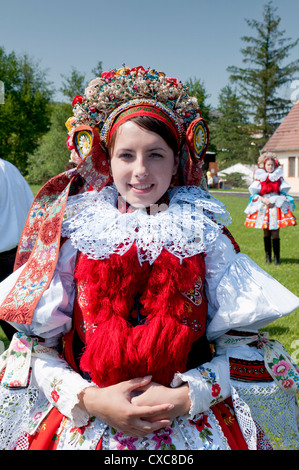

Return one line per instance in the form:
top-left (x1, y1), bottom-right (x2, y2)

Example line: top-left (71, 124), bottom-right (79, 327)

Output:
top-left (61, 185), bottom-right (231, 264)
top-left (255, 166), bottom-right (283, 182)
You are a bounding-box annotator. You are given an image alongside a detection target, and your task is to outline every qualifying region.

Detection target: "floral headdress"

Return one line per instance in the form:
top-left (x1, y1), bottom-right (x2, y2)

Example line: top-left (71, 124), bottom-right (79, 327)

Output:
top-left (0, 66), bottom-right (209, 326)
top-left (66, 66), bottom-right (200, 150)
top-left (65, 66), bottom-right (209, 190)
top-left (257, 152), bottom-right (280, 169)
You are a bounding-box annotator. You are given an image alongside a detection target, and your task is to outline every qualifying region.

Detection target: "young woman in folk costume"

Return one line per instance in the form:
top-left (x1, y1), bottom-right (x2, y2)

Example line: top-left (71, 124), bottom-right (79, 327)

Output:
top-left (244, 152), bottom-right (297, 265)
top-left (0, 67), bottom-right (298, 451)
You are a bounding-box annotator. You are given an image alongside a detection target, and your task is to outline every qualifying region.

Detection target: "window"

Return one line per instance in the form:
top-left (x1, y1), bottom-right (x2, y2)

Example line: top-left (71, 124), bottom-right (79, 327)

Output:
top-left (288, 156), bottom-right (295, 177)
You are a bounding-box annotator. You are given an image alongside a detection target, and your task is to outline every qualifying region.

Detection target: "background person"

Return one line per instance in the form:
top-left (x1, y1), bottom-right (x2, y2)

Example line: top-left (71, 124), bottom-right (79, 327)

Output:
top-left (244, 152), bottom-right (297, 265)
top-left (0, 159), bottom-right (33, 340)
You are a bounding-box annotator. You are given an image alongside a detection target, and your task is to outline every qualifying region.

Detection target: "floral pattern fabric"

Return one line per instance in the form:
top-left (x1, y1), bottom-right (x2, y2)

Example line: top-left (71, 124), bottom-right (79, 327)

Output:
top-left (52, 410), bottom-right (231, 451)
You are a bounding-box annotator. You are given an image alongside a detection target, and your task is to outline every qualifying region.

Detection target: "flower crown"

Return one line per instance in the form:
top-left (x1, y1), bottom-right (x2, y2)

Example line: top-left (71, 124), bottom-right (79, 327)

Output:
top-left (65, 66), bottom-right (201, 145)
top-left (257, 152), bottom-right (280, 169)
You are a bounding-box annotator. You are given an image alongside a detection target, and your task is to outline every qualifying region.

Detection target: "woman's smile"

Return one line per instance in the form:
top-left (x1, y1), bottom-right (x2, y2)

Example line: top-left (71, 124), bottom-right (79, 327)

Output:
top-left (129, 183), bottom-right (154, 192)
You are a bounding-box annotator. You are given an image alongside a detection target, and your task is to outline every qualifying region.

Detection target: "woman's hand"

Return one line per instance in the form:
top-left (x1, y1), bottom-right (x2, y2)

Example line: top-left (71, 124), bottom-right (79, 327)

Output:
top-left (131, 380), bottom-right (191, 421)
top-left (261, 197), bottom-right (274, 208)
top-left (78, 376), bottom-right (174, 437)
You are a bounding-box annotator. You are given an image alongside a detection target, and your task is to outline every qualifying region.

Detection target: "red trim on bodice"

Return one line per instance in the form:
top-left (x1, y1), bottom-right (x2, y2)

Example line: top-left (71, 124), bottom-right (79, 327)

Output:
top-left (259, 177), bottom-right (281, 196)
top-left (63, 245), bottom-right (209, 387)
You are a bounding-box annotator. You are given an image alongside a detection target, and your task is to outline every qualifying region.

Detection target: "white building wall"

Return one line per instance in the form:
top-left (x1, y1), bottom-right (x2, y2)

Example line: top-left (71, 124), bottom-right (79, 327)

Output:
top-left (275, 150), bottom-right (299, 195)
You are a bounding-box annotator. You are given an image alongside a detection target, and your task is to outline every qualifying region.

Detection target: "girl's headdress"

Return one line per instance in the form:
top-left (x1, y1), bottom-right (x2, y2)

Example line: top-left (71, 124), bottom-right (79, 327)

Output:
top-left (0, 66), bottom-right (210, 325)
top-left (66, 66), bottom-right (209, 188)
top-left (257, 152), bottom-right (280, 169)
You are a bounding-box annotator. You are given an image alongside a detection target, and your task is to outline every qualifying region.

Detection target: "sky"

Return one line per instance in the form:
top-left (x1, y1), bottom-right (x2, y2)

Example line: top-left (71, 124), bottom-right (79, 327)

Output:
top-left (1, 0), bottom-right (299, 108)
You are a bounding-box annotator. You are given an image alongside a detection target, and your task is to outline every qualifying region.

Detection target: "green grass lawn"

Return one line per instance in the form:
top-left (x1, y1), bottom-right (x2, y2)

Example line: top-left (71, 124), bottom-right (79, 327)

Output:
top-left (1, 188), bottom-right (298, 360)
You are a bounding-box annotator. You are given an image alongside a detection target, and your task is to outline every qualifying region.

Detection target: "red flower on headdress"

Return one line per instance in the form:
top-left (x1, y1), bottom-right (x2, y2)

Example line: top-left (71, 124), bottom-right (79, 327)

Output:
top-left (72, 95), bottom-right (84, 108)
top-left (130, 66), bottom-right (146, 74)
top-left (166, 77), bottom-right (179, 86)
top-left (101, 70), bottom-right (116, 79)
top-left (67, 136), bottom-right (75, 150)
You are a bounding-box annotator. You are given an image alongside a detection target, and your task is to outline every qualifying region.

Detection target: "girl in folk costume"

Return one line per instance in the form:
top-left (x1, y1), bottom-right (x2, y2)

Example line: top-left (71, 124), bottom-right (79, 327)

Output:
top-left (244, 152), bottom-right (297, 265)
top-left (0, 67), bottom-right (298, 451)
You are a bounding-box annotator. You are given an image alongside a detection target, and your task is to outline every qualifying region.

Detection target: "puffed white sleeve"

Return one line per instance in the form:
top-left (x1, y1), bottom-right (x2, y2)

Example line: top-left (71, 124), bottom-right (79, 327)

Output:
top-left (248, 180), bottom-right (261, 196)
top-left (205, 233), bottom-right (299, 341)
top-left (3, 239), bottom-right (77, 346)
top-left (172, 231), bottom-right (299, 418)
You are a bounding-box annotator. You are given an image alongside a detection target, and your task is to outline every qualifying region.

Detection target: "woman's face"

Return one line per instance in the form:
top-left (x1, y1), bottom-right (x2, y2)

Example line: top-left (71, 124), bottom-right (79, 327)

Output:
top-left (265, 159), bottom-right (275, 173)
top-left (110, 121), bottom-right (179, 207)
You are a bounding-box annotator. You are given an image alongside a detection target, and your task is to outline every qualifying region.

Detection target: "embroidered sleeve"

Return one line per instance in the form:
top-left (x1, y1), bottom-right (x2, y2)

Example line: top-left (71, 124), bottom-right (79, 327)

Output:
top-left (31, 345), bottom-right (95, 427)
top-left (171, 355), bottom-right (231, 419)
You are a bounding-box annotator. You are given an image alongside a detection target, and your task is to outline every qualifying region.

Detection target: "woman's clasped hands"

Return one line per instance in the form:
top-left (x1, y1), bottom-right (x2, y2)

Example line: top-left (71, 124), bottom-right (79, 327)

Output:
top-left (78, 375), bottom-right (191, 438)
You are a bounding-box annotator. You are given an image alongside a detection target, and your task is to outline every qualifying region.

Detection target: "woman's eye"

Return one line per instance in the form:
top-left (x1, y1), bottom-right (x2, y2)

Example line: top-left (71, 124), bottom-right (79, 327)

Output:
top-left (150, 153), bottom-right (163, 158)
top-left (120, 153), bottom-right (133, 159)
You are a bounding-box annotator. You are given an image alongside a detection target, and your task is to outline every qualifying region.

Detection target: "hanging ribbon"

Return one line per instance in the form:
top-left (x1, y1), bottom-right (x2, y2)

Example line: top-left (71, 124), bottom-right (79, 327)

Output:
top-left (219, 331), bottom-right (299, 395)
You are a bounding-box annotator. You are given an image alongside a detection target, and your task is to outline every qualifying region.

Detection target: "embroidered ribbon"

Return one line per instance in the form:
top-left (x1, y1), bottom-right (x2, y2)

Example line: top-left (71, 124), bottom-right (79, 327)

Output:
top-left (219, 332), bottom-right (299, 395)
top-left (0, 332), bottom-right (36, 388)
top-left (0, 332), bottom-right (54, 435)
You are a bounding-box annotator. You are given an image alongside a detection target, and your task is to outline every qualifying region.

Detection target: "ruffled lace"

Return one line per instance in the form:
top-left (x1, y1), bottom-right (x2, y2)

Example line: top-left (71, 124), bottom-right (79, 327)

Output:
top-left (255, 167), bottom-right (283, 182)
top-left (61, 185), bottom-right (231, 264)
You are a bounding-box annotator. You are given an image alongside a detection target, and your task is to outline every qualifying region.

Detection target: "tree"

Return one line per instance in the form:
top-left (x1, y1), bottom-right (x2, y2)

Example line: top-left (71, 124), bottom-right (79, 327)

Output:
top-left (227, 2), bottom-right (299, 145)
top-left (28, 62), bottom-right (104, 184)
top-left (60, 62), bottom-right (103, 104)
top-left (60, 67), bottom-right (86, 103)
top-left (26, 102), bottom-right (72, 184)
top-left (185, 77), bottom-right (211, 123)
top-left (185, 77), bottom-right (217, 151)
top-left (0, 47), bottom-right (53, 174)
top-left (91, 61), bottom-right (103, 79)
top-left (213, 85), bottom-right (258, 167)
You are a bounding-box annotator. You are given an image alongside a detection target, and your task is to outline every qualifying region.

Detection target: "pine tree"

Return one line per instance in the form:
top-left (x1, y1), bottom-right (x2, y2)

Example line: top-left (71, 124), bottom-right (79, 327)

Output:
top-left (213, 85), bottom-right (257, 167)
top-left (227, 2), bottom-right (299, 144)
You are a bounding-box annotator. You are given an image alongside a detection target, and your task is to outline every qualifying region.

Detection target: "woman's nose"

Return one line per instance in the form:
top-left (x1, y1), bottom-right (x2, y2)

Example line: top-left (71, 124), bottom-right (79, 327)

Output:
top-left (134, 156), bottom-right (149, 178)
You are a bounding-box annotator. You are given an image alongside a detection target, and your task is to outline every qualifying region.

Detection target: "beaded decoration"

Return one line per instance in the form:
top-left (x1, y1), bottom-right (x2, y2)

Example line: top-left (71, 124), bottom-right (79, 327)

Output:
top-left (257, 152), bottom-right (280, 169)
top-left (101, 99), bottom-right (184, 146)
top-left (66, 66), bottom-right (201, 148)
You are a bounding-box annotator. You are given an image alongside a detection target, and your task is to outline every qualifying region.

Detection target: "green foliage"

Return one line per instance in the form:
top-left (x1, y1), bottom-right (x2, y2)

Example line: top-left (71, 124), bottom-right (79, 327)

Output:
top-left (0, 47), bottom-right (53, 174)
top-left (91, 61), bottom-right (103, 81)
top-left (26, 102), bottom-right (72, 184)
top-left (185, 77), bottom-right (211, 122)
top-left (185, 77), bottom-right (217, 152)
top-left (60, 67), bottom-right (86, 103)
top-left (227, 2), bottom-right (299, 143)
top-left (223, 172), bottom-right (248, 188)
top-left (60, 62), bottom-right (103, 104)
top-left (212, 85), bottom-right (258, 167)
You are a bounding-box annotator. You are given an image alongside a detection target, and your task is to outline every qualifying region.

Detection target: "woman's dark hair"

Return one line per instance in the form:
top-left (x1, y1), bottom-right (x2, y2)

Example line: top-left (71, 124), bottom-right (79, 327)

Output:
top-left (107, 115), bottom-right (180, 156)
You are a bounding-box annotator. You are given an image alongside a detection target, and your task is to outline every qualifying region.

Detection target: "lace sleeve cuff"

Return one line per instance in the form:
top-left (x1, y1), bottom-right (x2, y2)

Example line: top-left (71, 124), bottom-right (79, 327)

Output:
top-left (31, 346), bottom-right (93, 427)
top-left (171, 356), bottom-right (231, 419)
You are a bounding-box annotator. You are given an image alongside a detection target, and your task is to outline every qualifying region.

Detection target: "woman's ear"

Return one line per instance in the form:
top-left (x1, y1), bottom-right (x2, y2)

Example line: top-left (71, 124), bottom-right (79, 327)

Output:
top-left (172, 154), bottom-right (180, 175)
